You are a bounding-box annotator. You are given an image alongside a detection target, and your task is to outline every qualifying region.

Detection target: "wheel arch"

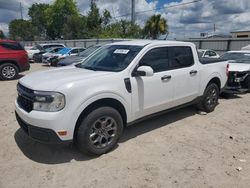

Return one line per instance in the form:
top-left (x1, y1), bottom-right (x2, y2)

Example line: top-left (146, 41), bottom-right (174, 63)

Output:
top-left (207, 77), bottom-right (221, 92)
top-left (0, 60), bottom-right (20, 71)
top-left (74, 98), bottom-right (128, 139)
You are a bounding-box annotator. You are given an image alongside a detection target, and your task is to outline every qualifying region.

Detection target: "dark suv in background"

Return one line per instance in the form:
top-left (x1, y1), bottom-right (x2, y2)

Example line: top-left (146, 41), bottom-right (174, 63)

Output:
top-left (0, 40), bottom-right (29, 80)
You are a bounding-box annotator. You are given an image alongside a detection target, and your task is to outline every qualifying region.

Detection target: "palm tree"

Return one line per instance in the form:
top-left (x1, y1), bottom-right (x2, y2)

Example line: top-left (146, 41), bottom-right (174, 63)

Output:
top-left (144, 14), bottom-right (168, 39)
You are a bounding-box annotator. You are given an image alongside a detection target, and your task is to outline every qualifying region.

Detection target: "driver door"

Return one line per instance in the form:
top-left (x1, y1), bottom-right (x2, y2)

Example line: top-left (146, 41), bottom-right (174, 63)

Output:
top-left (130, 47), bottom-right (174, 119)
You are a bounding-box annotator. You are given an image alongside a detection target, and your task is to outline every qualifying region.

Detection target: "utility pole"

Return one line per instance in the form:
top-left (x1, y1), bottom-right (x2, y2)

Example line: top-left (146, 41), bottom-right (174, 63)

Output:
top-left (20, 2), bottom-right (23, 20)
top-left (131, 0), bottom-right (135, 23)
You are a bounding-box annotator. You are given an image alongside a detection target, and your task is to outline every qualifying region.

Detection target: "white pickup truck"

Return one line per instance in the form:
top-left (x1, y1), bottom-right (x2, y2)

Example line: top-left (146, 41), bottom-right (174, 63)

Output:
top-left (15, 40), bottom-right (228, 155)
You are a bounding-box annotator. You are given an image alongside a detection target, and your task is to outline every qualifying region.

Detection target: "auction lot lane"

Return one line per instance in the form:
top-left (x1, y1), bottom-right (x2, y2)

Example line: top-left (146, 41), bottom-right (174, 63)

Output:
top-left (0, 64), bottom-right (250, 188)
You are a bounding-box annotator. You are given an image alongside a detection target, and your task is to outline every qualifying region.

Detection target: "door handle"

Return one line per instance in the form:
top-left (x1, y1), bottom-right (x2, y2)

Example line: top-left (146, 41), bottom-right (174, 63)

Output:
top-left (161, 75), bottom-right (171, 81)
top-left (190, 70), bottom-right (198, 75)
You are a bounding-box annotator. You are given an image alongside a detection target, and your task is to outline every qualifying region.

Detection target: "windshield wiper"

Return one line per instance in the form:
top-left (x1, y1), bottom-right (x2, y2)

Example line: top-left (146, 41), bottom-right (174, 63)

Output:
top-left (75, 64), bottom-right (116, 72)
top-left (82, 66), bottom-right (97, 71)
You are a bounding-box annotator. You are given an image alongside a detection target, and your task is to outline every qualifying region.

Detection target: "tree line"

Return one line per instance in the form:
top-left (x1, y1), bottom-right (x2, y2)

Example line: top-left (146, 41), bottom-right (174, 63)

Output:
top-left (8, 0), bottom-right (168, 41)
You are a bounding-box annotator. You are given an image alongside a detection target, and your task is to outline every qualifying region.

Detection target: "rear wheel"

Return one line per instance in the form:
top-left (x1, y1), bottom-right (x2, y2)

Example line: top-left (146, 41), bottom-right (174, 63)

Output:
top-left (197, 83), bottom-right (219, 113)
top-left (0, 63), bottom-right (18, 80)
top-left (76, 107), bottom-right (123, 155)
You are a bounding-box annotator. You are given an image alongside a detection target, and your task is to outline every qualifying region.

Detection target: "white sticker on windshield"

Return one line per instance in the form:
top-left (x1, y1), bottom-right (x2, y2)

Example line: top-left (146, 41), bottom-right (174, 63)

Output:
top-left (114, 49), bottom-right (130, 54)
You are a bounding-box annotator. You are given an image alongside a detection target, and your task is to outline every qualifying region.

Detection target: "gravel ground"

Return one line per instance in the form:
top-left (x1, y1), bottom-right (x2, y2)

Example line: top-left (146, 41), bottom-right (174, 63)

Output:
top-left (0, 64), bottom-right (250, 188)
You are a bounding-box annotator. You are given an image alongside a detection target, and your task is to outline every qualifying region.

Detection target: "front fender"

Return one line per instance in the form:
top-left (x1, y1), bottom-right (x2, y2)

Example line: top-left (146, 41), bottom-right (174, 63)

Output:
top-left (72, 92), bottom-right (131, 127)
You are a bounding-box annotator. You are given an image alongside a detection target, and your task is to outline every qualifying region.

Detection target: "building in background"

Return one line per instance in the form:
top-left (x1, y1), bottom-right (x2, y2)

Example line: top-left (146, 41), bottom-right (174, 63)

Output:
top-left (231, 30), bottom-right (250, 38)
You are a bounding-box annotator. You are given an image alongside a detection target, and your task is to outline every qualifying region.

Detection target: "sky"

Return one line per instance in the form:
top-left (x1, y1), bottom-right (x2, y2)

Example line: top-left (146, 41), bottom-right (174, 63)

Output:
top-left (0, 0), bottom-right (250, 39)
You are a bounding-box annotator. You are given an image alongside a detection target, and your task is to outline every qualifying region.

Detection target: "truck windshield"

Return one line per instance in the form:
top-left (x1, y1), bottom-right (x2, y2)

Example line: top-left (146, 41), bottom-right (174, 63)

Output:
top-left (76, 45), bottom-right (143, 72)
top-left (221, 53), bottom-right (250, 64)
top-left (79, 46), bottom-right (101, 58)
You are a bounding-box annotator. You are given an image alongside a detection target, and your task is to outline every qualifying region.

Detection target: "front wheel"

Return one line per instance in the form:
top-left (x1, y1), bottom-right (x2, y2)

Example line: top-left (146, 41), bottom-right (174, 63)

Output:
top-left (197, 83), bottom-right (219, 113)
top-left (0, 63), bottom-right (18, 80)
top-left (76, 107), bottom-right (123, 155)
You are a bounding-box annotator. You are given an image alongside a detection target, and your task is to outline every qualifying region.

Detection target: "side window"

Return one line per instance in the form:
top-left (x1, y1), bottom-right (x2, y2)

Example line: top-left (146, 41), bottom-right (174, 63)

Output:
top-left (204, 51), bottom-right (210, 56)
top-left (54, 48), bottom-right (61, 52)
top-left (71, 49), bottom-right (79, 54)
top-left (139, 47), bottom-right (169, 73)
top-left (209, 51), bottom-right (217, 56)
top-left (79, 48), bottom-right (85, 52)
top-left (0, 42), bottom-right (24, 50)
top-left (170, 46), bottom-right (194, 69)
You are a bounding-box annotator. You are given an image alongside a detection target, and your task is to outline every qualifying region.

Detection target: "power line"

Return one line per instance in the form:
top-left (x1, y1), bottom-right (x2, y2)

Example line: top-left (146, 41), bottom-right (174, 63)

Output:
top-left (19, 2), bottom-right (23, 19)
top-left (131, 0), bottom-right (135, 23)
top-left (114, 0), bottom-right (203, 19)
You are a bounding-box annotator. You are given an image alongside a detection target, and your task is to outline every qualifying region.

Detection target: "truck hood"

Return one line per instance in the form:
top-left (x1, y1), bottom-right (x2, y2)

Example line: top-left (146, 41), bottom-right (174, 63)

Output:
top-left (229, 63), bottom-right (250, 72)
top-left (19, 66), bottom-right (111, 91)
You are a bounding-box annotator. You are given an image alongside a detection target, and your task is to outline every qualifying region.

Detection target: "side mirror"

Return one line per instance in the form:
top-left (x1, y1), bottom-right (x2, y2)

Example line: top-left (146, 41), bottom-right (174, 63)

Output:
top-left (133, 66), bottom-right (154, 77)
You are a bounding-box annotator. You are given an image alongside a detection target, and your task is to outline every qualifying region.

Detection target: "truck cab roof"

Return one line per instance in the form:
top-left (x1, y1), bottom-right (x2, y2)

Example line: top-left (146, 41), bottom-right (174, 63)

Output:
top-left (109, 40), bottom-right (195, 47)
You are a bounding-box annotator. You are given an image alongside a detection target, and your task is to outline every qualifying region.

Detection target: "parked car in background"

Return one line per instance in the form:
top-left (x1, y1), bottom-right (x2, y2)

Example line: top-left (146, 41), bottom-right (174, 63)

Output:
top-left (47, 47), bottom-right (86, 66)
top-left (198, 49), bottom-right (220, 59)
top-left (241, 44), bottom-right (250, 51)
top-left (34, 47), bottom-right (64, 63)
top-left (15, 40), bottom-right (228, 155)
top-left (0, 40), bottom-right (29, 80)
top-left (25, 46), bottom-right (40, 61)
top-left (26, 43), bottom-right (66, 62)
top-left (57, 45), bottom-right (101, 67)
top-left (220, 51), bottom-right (250, 92)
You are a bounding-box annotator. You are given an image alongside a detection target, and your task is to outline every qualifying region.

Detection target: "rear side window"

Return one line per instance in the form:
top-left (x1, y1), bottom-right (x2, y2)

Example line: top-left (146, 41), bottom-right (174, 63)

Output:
top-left (139, 47), bottom-right (169, 73)
top-left (0, 42), bottom-right (24, 50)
top-left (170, 46), bottom-right (194, 69)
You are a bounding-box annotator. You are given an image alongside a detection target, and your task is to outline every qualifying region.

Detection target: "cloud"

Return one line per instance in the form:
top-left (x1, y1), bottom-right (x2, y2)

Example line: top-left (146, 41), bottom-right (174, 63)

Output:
top-left (0, 0), bottom-right (250, 39)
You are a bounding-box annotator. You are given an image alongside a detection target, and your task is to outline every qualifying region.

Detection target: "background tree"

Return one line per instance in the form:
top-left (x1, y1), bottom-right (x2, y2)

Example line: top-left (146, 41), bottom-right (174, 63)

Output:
top-left (102, 9), bottom-right (111, 26)
top-left (100, 20), bottom-right (142, 38)
top-left (28, 3), bottom-right (50, 40)
top-left (0, 30), bottom-right (5, 39)
top-left (9, 19), bottom-right (35, 41)
top-left (46, 0), bottom-right (79, 39)
top-left (87, 0), bottom-right (102, 37)
top-left (143, 14), bottom-right (168, 39)
top-left (62, 15), bottom-right (88, 39)
top-left (7, 0), bottom-right (167, 41)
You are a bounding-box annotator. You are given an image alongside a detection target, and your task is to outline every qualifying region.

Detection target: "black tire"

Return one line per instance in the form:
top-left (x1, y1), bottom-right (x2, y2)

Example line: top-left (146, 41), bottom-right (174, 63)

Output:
top-left (0, 63), bottom-right (18, 80)
top-left (76, 107), bottom-right (123, 155)
top-left (197, 83), bottom-right (219, 113)
top-left (243, 76), bottom-right (250, 91)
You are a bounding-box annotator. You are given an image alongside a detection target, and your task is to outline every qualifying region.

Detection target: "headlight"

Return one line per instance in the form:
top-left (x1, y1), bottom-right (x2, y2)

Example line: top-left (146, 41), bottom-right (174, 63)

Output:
top-left (33, 91), bottom-right (65, 112)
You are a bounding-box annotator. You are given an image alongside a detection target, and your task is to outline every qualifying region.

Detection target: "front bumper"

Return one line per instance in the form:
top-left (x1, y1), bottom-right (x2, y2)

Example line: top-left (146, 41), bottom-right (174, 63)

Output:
top-left (223, 71), bottom-right (250, 93)
top-left (15, 112), bottom-right (70, 144)
top-left (15, 99), bottom-right (74, 143)
top-left (223, 86), bottom-right (248, 94)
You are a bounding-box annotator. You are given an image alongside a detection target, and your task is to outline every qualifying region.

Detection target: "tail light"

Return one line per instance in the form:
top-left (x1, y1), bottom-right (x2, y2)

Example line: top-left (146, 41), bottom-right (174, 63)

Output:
top-left (226, 64), bottom-right (229, 77)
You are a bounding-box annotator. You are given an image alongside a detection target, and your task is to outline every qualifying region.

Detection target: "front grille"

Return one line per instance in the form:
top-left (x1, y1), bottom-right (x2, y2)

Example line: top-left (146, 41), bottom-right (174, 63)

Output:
top-left (17, 83), bottom-right (34, 113)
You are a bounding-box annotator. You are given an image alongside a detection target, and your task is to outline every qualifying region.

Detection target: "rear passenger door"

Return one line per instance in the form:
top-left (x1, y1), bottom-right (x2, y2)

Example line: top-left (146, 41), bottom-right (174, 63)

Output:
top-left (168, 46), bottom-right (199, 106)
top-left (131, 47), bottom-right (174, 118)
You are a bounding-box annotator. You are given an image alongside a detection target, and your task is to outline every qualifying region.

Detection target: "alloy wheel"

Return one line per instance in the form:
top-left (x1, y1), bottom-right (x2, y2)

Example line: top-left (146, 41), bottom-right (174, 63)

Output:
top-left (89, 116), bottom-right (118, 149)
top-left (2, 66), bottom-right (16, 79)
